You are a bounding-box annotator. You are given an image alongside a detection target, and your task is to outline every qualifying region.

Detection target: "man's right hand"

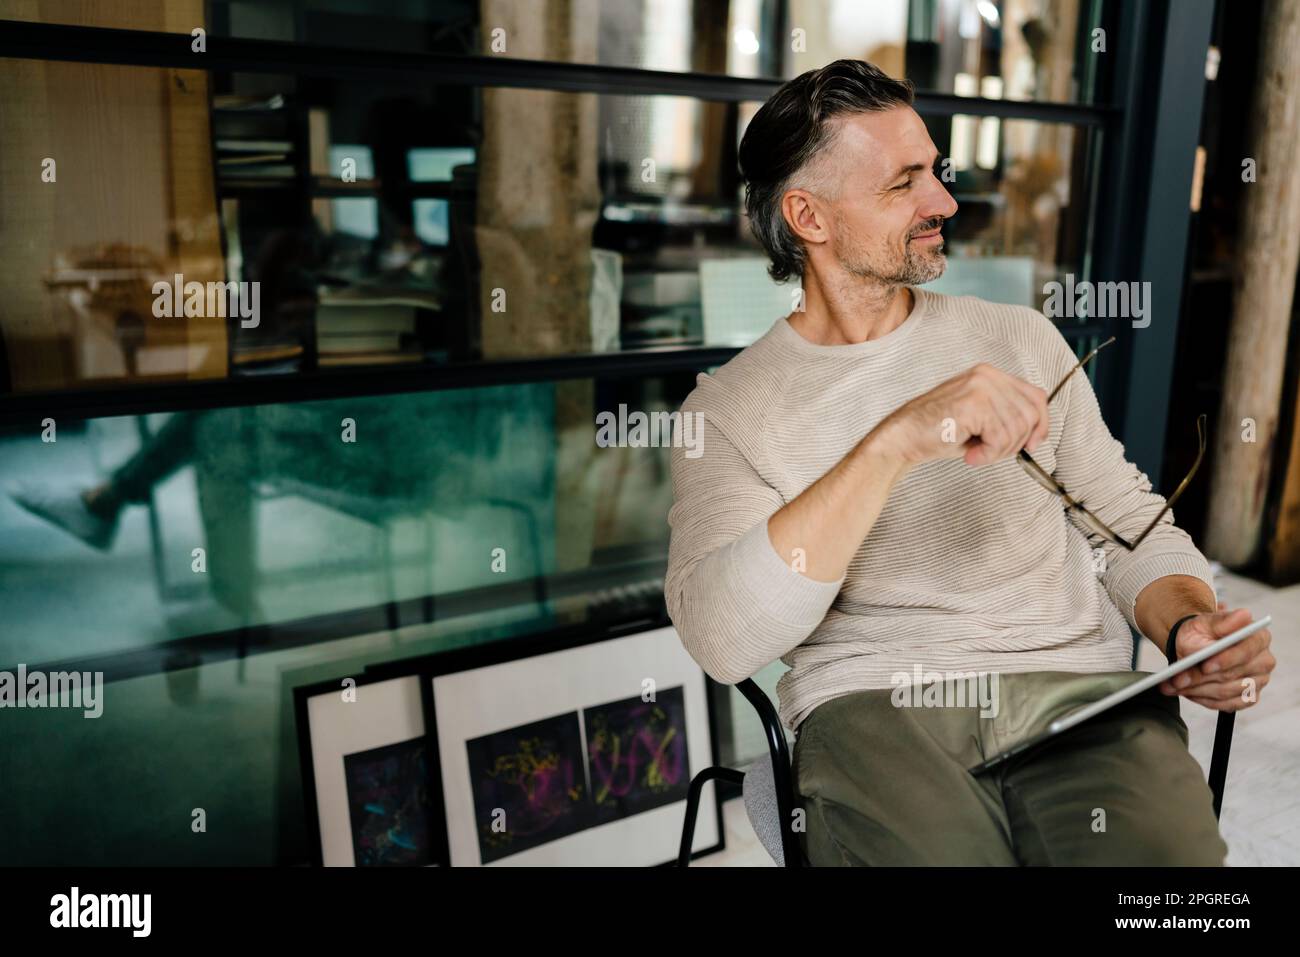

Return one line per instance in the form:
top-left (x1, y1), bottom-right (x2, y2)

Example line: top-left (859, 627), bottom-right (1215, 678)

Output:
top-left (872, 362), bottom-right (1051, 470)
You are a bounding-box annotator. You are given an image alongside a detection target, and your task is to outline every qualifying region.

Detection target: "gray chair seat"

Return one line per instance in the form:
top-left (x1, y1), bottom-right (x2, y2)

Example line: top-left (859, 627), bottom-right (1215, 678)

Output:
top-left (741, 751), bottom-right (786, 866)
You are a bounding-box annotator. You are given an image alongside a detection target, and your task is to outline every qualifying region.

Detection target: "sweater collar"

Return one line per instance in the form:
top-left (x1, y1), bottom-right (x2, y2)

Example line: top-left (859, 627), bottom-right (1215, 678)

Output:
top-left (771, 285), bottom-right (931, 357)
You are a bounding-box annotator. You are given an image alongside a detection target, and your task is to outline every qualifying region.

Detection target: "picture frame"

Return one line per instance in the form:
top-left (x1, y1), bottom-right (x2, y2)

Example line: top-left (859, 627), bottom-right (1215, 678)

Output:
top-left (294, 670), bottom-right (449, 867)
top-left (365, 613), bottom-right (724, 867)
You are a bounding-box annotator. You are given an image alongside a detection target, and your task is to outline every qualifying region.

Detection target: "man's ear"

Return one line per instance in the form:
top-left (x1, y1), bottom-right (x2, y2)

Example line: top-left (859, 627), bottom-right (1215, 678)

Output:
top-left (781, 188), bottom-right (829, 249)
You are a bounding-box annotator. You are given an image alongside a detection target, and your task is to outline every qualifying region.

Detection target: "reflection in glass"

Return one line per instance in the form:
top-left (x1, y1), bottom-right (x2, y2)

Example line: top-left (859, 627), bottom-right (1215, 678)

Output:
top-left (0, 367), bottom-right (695, 864)
top-left (0, 56), bottom-right (1096, 393)
top-left (0, 373), bottom-right (698, 661)
top-left (783, 0), bottom-right (1096, 103)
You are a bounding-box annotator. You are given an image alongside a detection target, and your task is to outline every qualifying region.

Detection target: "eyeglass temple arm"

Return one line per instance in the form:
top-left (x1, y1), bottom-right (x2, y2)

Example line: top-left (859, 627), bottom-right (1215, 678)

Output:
top-left (1018, 413), bottom-right (1206, 553)
top-left (1128, 414), bottom-right (1209, 551)
top-left (1027, 342), bottom-right (1205, 554)
top-left (1046, 336), bottom-right (1117, 404)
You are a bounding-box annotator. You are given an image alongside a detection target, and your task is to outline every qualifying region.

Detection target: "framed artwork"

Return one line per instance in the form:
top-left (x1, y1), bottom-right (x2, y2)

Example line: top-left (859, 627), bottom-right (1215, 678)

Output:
top-left (366, 614), bottom-right (723, 866)
top-left (295, 671), bottom-right (448, 866)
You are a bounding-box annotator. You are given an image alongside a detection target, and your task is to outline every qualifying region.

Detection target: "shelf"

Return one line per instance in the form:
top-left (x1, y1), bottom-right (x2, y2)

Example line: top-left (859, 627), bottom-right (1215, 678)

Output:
top-left (0, 344), bottom-right (741, 425)
top-left (217, 179), bottom-right (460, 198)
top-left (311, 181), bottom-right (456, 199)
top-left (602, 200), bottom-right (737, 226)
top-left (216, 179), bottom-right (299, 193)
top-left (0, 316), bottom-right (1118, 426)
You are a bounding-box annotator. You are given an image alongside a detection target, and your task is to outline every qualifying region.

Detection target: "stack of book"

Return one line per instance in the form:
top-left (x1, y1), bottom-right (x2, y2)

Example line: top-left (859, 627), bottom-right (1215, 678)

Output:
top-left (315, 292), bottom-right (437, 366)
top-left (215, 138), bottom-right (296, 184)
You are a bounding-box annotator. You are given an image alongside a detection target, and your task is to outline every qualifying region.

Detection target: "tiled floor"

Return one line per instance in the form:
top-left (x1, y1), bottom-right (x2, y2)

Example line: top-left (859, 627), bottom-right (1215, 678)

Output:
top-left (690, 567), bottom-right (1300, 867)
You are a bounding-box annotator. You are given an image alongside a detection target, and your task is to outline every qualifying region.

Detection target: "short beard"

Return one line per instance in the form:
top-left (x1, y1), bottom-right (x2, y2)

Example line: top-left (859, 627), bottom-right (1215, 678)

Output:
top-left (835, 219), bottom-right (948, 286)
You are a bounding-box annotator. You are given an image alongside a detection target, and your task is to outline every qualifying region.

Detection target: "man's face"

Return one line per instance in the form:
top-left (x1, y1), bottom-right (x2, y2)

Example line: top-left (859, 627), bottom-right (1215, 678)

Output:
top-left (806, 106), bottom-right (959, 285)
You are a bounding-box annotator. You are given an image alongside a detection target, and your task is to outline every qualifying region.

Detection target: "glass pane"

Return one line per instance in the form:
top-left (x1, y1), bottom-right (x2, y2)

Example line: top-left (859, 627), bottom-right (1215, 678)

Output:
top-left (0, 380), bottom-right (699, 655)
top-left (0, 57), bottom-right (1096, 393)
top-left (2, 0), bottom-right (1104, 100)
top-left (782, 0), bottom-right (1104, 102)
top-left (0, 62), bottom-right (756, 391)
top-left (0, 369), bottom-right (698, 863)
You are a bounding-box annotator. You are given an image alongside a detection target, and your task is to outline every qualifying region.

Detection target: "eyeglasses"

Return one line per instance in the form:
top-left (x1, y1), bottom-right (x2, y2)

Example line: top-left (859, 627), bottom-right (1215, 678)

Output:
top-left (1017, 336), bottom-right (1208, 552)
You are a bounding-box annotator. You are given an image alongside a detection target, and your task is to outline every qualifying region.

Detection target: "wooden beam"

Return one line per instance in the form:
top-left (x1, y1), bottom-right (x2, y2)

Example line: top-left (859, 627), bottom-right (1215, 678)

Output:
top-left (1269, 372), bottom-right (1300, 581)
top-left (1204, 0), bottom-right (1300, 567)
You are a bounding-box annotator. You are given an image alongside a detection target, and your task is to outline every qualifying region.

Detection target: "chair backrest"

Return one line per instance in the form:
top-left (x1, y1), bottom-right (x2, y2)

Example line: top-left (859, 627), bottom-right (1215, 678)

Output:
top-left (735, 678), bottom-right (805, 867)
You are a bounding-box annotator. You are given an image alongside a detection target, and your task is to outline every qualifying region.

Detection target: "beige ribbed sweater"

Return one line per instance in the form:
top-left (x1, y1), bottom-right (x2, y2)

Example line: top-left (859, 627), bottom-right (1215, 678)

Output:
top-left (665, 287), bottom-right (1216, 732)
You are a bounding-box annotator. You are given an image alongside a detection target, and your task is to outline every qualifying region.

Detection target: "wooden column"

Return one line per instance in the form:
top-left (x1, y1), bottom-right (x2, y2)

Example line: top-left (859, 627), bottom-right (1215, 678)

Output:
top-left (475, 0), bottom-right (601, 359)
top-left (1270, 380), bottom-right (1300, 581)
top-left (1204, 0), bottom-right (1300, 567)
top-left (475, 0), bottom-right (603, 574)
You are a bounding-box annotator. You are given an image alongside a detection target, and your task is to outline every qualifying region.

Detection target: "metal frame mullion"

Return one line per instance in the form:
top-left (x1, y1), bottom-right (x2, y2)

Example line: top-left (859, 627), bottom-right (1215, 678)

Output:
top-left (0, 17), bottom-right (1112, 124)
top-left (1114, 0), bottom-right (1215, 487)
top-left (1088, 0), bottom-right (1153, 433)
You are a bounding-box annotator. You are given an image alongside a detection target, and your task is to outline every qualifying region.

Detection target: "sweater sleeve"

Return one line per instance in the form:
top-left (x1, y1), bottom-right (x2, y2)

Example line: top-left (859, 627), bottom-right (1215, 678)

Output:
top-left (1038, 318), bottom-right (1216, 634)
top-left (664, 403), bottom-right (844, 685)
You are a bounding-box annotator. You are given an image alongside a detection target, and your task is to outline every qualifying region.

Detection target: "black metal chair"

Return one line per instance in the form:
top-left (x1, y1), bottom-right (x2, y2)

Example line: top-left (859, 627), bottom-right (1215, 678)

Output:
top-left (679, 642), bottom-right (1238, 867)
top-left (678, 677), bottom-right (806, 867)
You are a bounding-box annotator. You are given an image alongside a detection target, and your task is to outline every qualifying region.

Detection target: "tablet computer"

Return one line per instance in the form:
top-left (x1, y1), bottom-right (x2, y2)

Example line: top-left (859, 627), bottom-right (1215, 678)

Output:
top-left (967, 614), bottom-right (1272, 776)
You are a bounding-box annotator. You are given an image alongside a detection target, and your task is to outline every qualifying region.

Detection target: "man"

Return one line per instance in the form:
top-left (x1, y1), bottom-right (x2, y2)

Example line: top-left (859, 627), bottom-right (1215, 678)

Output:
top-left (665, 59), bottom-right (1275, 866)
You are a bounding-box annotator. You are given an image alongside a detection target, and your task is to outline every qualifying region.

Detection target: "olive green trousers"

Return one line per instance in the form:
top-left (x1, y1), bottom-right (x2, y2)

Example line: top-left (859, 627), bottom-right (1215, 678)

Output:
top-left (792, 671), bottom-right (1229, 866)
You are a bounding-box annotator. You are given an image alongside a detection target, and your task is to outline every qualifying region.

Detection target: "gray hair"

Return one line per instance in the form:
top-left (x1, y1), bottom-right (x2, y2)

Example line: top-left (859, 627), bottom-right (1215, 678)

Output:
top-left (738, 59), bottom-right (915, 283)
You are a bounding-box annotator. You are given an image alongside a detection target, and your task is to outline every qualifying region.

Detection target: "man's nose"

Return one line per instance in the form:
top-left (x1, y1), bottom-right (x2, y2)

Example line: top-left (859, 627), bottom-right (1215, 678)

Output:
top-left (926, 180), bottom-right (959, 220)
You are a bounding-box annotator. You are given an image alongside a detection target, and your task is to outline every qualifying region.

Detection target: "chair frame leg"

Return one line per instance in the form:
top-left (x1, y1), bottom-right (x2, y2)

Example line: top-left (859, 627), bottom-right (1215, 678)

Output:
top-left (1208, 711), bottom-right (1235, 819)
top-left (1136, 627), bottom-right (1235, 820)
top-left (678, 766), bottom-right (744, 866)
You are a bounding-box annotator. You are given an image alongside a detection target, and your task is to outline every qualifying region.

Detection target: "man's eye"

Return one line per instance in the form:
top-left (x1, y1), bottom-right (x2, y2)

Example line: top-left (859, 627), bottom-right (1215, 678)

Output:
top-left (892, 181), bottom-right (912, 191)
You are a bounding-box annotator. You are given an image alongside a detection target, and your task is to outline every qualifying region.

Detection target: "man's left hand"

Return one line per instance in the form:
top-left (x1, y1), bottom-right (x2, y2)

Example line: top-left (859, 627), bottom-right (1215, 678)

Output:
top-left (1159, 604), bottom-right (1275, 711)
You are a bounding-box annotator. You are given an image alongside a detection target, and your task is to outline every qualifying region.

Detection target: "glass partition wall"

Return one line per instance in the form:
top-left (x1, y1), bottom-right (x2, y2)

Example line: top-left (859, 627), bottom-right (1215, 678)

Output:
top-left (0, 0), bottom-right (1128, 865)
